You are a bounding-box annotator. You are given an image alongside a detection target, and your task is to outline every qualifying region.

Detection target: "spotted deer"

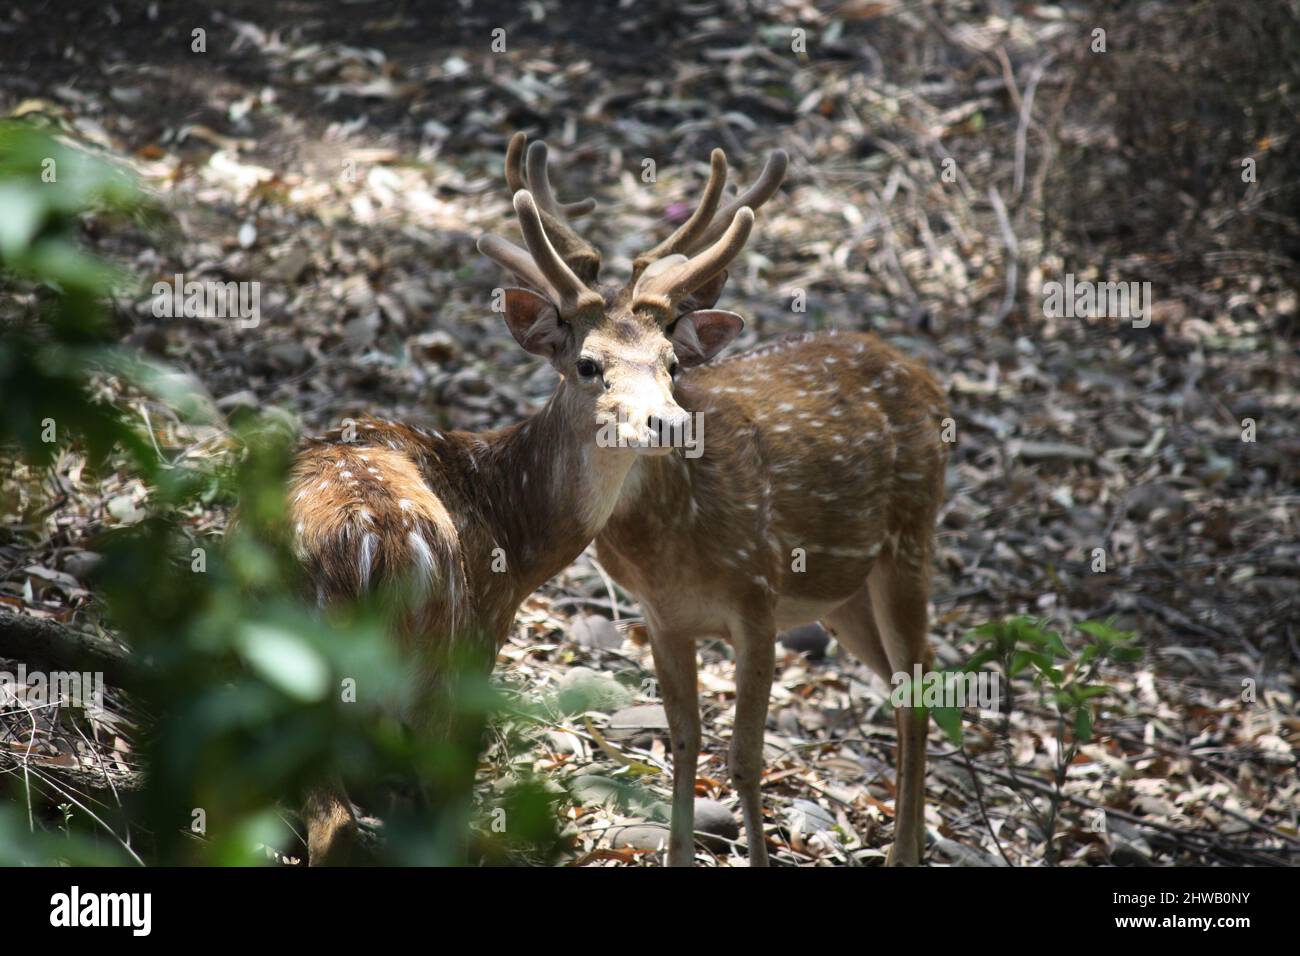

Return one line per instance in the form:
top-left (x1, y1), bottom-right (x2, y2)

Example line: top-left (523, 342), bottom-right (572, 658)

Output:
top-left (588, 154), bottom-right (951, 866)
top-left (287, 133), bottom-right (778, 864)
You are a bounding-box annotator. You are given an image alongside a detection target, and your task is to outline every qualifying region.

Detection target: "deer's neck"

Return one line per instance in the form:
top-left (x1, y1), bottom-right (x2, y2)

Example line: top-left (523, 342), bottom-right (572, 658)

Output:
top-left (475, 382), bottom-right (634, 599)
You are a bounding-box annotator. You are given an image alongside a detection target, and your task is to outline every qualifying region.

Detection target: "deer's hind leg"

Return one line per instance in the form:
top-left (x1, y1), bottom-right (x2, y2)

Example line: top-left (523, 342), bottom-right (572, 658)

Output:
top-left (303, 777), bottom-right (358, 866)
top-left (824, 552), bottom-right (933, 866)
top-left (868, 545), bottom-right (934, 866)
top-left (823, 582), bottom-right (890, 680)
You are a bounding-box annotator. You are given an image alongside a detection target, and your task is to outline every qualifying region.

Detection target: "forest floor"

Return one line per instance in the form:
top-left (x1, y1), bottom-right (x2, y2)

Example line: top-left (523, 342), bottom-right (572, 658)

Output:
top-left (1, 0), bottom-right (1296, 865)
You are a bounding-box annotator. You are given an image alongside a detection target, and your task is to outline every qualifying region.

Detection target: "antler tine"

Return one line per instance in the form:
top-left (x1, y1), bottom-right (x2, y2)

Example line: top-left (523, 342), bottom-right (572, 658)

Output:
top-left (505, 131), bottom-right (528, 193)
top-left (510, 134), bottom-right (595, 217)
top-left (513, 190), bottom-right (604, 317)
top-left (685, 149), bottom-right (787, 254)
top-left (524, 141), bottom-right (564, 217)
top-left (632, 207), bottom-right (755, 318)
top-left (561, 197), bottom-right (596, 218)
top-left (477, 233), bottom-right (563, 304)
top-left (632, 148), bottom-right (729, 277)
top-left (514, 139), bottom-right (602, 283)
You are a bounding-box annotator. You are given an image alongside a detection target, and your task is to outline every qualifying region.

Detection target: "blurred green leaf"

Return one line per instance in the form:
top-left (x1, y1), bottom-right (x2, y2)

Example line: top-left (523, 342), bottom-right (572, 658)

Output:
top-left (932, 705), bottom-right (963, 747)
top-left (237, 621), bottom-right (331, 703)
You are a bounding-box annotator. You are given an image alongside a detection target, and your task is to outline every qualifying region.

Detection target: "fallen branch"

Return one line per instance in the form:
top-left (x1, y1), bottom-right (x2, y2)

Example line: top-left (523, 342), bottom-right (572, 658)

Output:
top-left (0, 611), bottom-right (135, 689)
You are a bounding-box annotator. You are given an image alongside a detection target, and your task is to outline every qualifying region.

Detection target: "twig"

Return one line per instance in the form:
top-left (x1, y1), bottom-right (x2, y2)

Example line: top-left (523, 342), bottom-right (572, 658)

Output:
top-left (11, 758), bottom-right (145, 865)
top-left (987, 186), bottom-right (1018, 323)
top-left (938, 749), bottom-right (1287, 864)
top-left (584, 554), bottom-right (624, 623)
top-left (1013, 54), bottom-right (1055, 203)
top-left (959, 741), bottom-right (1015, 866)
top-left (1215, 804), bottom-right (1300, 848)
top-left (67, 706), bottom-right (134, 855)
top-left (138, 403), bottom-right (167, 464)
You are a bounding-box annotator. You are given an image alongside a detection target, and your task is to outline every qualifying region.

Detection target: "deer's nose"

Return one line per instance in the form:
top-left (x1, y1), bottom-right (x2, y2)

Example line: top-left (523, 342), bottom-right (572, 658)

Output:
top-left (647, 410), bottom-right (691, 444)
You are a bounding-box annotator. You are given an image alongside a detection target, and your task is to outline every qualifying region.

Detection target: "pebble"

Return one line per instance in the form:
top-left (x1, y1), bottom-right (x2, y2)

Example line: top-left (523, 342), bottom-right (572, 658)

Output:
top-left (554, 667), bottom-right (635, 715)
top-left (570, 614), bottom-right (623, 650)
top-left (692, 798), bottom-right (739, 850)
top-left (778, 623), bottom-right (830, 660)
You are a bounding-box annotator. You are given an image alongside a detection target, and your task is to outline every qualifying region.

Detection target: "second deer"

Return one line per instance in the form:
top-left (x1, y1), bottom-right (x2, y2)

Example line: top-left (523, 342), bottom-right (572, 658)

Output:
top-left (590, 151), bottom-right (950, 866)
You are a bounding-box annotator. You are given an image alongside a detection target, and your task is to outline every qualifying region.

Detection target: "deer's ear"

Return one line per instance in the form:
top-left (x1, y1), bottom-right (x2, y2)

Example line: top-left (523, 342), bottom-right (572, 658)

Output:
top-left (503, 288), bottom-right (567, 358)
top-left (670, 310), bottom-right (744, 367)
top-left (678, 270), bottom-right (729, 313)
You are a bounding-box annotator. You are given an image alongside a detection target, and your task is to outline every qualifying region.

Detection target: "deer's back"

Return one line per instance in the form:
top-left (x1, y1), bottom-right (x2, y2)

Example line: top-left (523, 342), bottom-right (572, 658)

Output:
top-left (598, 331), bottom-right (948, 631)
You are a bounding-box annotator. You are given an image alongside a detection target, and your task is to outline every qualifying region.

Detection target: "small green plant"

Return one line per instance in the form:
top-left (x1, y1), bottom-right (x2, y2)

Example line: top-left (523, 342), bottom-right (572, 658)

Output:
top-left (956, 615), bottom-right (1140, 863)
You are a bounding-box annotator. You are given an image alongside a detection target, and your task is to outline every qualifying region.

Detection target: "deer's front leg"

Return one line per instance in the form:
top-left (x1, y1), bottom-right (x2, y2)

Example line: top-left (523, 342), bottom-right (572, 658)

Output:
top-left (648, 630), bottom-right (701, 867)
top-left (729, 618), bottom-right (776, 866)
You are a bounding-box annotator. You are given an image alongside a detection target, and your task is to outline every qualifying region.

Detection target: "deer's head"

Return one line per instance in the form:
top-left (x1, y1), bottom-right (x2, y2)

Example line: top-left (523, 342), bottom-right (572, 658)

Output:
top-left (478, 134), bottom-right (786, 456)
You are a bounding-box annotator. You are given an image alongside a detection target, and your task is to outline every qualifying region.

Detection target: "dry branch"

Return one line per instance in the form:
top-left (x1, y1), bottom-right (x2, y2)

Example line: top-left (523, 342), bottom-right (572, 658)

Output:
top-left (0, 611), bottom-right (134, 690)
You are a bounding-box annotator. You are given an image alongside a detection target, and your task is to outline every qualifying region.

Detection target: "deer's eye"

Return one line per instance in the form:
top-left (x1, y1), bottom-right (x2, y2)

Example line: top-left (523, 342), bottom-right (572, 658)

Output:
top-left (668, 361), bottom-right (681, 378)
top-left (576, 358), bottom-right (601, 380)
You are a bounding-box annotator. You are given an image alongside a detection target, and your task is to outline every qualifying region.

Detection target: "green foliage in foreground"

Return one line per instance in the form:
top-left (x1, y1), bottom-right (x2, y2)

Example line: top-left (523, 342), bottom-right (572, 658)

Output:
top-left (0, 122), bottom-right (561, 865)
